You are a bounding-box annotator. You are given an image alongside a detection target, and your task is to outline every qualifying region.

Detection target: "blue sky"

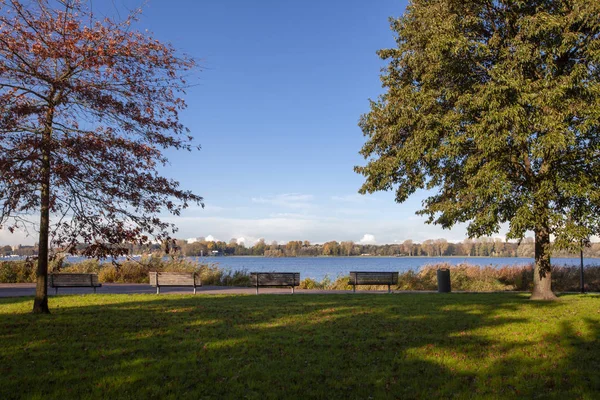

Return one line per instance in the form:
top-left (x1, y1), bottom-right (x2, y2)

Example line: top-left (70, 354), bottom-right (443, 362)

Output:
top-left (2, 0), bottom-right (500, 246)
top-left (146, 0), bottom-right (481, 246)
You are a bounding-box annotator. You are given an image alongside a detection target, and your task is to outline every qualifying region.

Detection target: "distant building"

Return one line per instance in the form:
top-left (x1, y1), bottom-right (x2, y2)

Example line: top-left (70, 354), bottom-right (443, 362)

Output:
top-left (13, 244), bottom-right (37, 256)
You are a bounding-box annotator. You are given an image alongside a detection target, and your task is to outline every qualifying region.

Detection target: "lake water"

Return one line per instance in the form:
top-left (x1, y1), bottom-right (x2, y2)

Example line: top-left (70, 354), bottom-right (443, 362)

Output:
top-left (192, 256), bottom-right (599, 282)
top-left (3, 255), bottom-right (597, 282)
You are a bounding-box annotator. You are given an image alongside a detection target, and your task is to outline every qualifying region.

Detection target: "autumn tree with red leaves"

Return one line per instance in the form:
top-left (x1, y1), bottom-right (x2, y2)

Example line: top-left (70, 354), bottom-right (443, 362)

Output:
top-left (0, 0), bottom-right (203, 313)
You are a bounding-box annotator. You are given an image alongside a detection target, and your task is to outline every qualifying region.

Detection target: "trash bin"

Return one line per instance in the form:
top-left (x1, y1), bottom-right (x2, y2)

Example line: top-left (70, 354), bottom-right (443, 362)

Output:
top-left (437, 268), bottom-right (451, 293)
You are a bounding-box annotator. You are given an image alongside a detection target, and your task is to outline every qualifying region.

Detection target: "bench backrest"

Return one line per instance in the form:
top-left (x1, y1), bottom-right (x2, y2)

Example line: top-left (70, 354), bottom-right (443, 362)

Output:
top-left (50, 273), bottom-right (100, 287)
top-left (250, 272), bottom-right (300, 287)
top-left (349, 271), bottom-right (399, 285)
top-left (149, 271), bottom-right (200, 286)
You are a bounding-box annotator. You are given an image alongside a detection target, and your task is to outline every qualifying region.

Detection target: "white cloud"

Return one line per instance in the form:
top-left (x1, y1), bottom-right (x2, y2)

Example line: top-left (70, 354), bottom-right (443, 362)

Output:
top-left (252, 193), bottom-right (314, 209)
top-left (165, 213), bottom-right (482, 246)
top-left (358, 234), bottom-right (377, 245)
top-left (2, 212), bottom-right (512, 248)
top-left (205, 234), bottom-right (217, 242)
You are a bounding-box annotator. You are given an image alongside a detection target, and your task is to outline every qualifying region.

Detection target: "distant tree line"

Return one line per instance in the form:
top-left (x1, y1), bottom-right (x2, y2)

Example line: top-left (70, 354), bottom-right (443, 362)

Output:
top-left (3, 237), bottom-right (599, 259)
top-left (175, 238), bottom-right (600, 258)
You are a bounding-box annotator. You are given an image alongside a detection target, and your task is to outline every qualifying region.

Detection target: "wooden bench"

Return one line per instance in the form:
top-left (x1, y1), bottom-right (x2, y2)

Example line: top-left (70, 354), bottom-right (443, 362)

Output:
top-left (49, 273), bottom-right (102, 294)
top-left (250, 272), bottom-right (300, 294)
top-left (349, 271), bottom-right (398, 293)
top-left (149, 271), bottom-right (201, 294)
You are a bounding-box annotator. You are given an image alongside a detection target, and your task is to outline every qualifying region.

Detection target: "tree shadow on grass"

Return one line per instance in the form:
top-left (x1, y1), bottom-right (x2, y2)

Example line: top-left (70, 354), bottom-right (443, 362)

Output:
top-left (0, 293), bottom-right (597, 399)
top-left (0, 296), bottom-right (33, 307)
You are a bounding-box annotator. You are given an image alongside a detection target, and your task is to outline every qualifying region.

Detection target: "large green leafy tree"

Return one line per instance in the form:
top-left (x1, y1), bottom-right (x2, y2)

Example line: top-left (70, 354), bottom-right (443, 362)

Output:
top-left (356, 0), bottom-right (600, 300)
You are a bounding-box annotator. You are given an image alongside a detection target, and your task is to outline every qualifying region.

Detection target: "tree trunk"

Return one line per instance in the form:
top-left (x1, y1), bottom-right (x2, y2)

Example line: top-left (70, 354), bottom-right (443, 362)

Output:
top-left (33, 148), bottom-right (51, 313)
top-left (33, 108), bottom-right (54, 314)
top-left (530, 225), bottom-right (558, 301)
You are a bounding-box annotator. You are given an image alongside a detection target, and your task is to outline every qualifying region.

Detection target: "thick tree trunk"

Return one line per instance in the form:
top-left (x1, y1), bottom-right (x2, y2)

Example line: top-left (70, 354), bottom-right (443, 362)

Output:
top-left (530, 226), bottom-right (558, 301)
top-left (33, 108), bottom-right (54, 314)
top-left (33, 149), bottom-right (51, 313)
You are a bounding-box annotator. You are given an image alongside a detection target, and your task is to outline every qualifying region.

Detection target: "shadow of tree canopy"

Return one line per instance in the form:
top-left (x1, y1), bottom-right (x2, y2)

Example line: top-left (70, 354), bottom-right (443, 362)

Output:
top-left (0, 293), bottom-right (598, 399)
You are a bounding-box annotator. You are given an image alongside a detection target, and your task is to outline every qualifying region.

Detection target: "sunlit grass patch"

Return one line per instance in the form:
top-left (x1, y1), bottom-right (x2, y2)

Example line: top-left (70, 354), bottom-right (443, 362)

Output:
top-left (0, 293), bottom-right (598, 399)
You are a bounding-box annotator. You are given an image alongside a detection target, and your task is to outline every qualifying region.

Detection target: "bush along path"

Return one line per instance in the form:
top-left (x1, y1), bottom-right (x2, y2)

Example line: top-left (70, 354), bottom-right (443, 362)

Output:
top-left (1, 259), bottom-right (599, 292)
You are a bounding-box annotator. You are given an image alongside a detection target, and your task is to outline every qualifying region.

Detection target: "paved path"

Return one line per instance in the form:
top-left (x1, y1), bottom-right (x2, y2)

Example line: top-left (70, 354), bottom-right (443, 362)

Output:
top-left (1, 284), bottom-right (593, 298)
top-left (0, 283), bottom-right (404, 297)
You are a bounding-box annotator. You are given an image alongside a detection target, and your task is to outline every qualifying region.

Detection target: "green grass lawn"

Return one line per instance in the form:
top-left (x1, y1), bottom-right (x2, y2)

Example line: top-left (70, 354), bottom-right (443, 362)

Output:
top-left (0, 293), bottom-right (599, 399)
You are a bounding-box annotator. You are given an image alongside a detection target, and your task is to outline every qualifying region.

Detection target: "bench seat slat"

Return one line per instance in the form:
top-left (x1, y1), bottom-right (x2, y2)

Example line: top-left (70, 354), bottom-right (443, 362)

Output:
top-left (250, 273), bottom-right (300, 287)
top-left (49, 273), bottom-right (102, 294)
top-left (250, 272), bottom-right (300, 294)
top-left (149, 272), bottom-right (201, 288)
top-left (349, 272), bottom-right (398, 293)
top-left (349, 271), bottom-right (398, 285)
top-left (50, 273), bottom-right (102, 287)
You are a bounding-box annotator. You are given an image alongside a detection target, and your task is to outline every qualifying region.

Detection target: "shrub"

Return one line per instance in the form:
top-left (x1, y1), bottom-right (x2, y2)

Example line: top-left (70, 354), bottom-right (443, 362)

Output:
top-left (0, 261), bottom-right (36, 283)
top-left (327, 275), bottom-right (353, 290)
top-left (298, 264), bottom-right (598, 292)
top-left (0, 262), bottom-right (18, 283)
top-left (61, 259), bottom-right (103, 274)
top-left (551, 265), bottom-right (600, 292)
top-left (417, 264), bottom-right (512, 292)
top-left (99, 256), bottom-right (198, 283)
top-left (298, 277), bottom-right (321, 290)
top-left (397, 269), bottom-right (435, 291)
top-left (198, 264), bottom-right (251, 286)
top-left (299, 275), bottom-right (341, 290)
top-left (300, 275), bottom-right (394, 291)
top-left (1, 259), bottom-right (599, 291)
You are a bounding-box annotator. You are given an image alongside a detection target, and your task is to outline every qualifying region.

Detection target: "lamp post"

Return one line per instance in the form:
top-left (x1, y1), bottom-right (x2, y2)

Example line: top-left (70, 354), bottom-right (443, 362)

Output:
top-left (580, 240), bottom-right (585, 294)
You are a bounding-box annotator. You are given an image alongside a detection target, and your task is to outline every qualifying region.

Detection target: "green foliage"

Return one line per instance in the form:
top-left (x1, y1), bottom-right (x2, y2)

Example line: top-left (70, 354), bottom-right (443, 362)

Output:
top-left (0, 261), bottom-right (36, 283)
top-left (357, 0), bottom-right (600, 247)
top-left (0, 258), bottom-right (248, 286)
top-left (305, 263), bottom-right (600, 292)
top-left (397, 269), bottom-right (436, 291)
top-left (298, 277), bottom-right (321, 289)
top-left (2, 260), bottom-right (599, 291)
top-left (197, 264), bottom-right (251, 286)
top-left (172, 237), bottom-right (600, 257)
top-left (299, 274), bottom-right (349, 290)
top-left (0, 293), bottom-right (598, 398)
top-left (419, 264), bottom-right (518, 291)
top-left (412, 263), bottom-right (600, 292)
top-left (0, 262), bottom-right (20, 283)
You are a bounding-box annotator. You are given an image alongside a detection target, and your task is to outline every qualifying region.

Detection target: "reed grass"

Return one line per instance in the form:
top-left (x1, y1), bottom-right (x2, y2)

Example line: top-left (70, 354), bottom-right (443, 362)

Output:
top-left (1, 259), bottom-right (599, 292)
